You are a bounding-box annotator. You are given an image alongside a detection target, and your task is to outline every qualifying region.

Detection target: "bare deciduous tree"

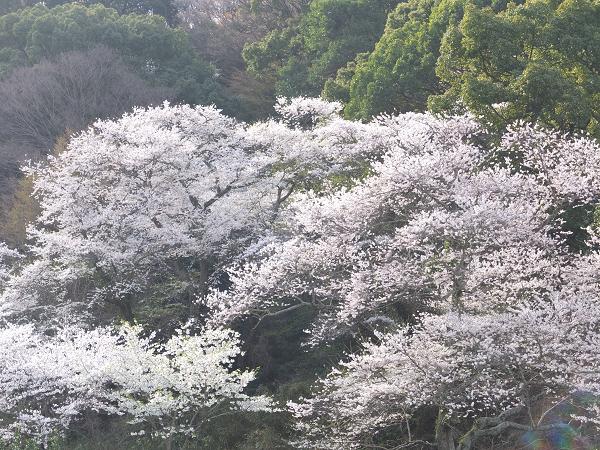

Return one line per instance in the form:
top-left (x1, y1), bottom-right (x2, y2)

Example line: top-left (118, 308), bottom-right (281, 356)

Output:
top-left (0, 46), bottom-right (174, 153)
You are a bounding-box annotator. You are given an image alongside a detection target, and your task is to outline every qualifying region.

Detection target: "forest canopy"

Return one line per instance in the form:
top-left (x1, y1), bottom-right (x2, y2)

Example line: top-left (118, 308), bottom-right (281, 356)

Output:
top-left (0, 3), bottom-right (218, 105)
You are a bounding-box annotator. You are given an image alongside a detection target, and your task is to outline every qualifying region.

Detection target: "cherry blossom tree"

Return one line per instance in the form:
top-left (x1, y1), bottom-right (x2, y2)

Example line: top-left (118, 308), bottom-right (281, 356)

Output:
top-left (0, 97), bottom-right (389, 446)
top-left (0, 321), bottom-right (270, 445)
top-left (206, 116), bottom-right (569, 336)
top-left (287, 273), bottom-right (600, 448)
top-left (204, 116), bottom-right (600, 447)
top-left (0, 98), bottom-right (381, 323)
top-left (0, 243), bottom-right (20, 288)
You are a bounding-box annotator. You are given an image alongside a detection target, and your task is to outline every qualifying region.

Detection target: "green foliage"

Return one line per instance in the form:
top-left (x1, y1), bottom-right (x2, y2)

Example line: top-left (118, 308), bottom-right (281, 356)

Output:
top-left (341, 0), bottom-right (444, 119)
top-left (322, 51), bottom-right (368, 103)
top-left (243, 0), bottom-right (397, 97)
top-left (0, 1), bottom-right (36, 16)
top-left (0, 0), bottom-right (178, 24)
top-left (431, 0), bottom-right (600, 135)
top-left (342, 0), bottom-right (600, 135)
top-left (0, 3), bottom-right (222, 106)
top-left (84, 0), bottom-right (179, 25)
top-left (340, 0), bottom-right (504, 119)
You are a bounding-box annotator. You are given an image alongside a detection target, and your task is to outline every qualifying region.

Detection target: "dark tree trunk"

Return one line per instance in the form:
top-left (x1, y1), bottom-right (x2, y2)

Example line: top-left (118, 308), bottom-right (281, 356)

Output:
top-left (198, 258), bottom-right (210, 299)
top-left (435, 410), bottom-right (456, 450)
top-left (118, 296), bottom-right (135, 323)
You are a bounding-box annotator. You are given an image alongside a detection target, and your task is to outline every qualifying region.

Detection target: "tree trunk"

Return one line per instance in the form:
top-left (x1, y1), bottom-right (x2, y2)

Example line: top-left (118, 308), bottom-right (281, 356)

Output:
top-left (436, 426), bottom-right (456, 450)
top-left (118, 296), bottom-right (135, 323)
top-left (198, 258), bottom-right (210, 299)
top-left (435, 410), bottom-right (456, 450)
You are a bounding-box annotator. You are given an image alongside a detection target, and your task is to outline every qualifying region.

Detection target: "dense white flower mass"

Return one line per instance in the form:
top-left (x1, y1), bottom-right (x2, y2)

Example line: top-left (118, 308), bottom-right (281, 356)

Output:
top-left (0, 243), bottom-right (20, 287)
top-left (0, 322), bottom-right (270, 443)
top-left (1, 98), bottom-right (600, 448)
top-left (288, 292), bottom-right (600, 449)
top-left (204, 112), bottom-right (600, 447)
top-left (0, 98), bottom-right (381, 444)
top-left (0, 99), bottom-right (381, 320)
top-left (207, 116), bottom-right (581, 338)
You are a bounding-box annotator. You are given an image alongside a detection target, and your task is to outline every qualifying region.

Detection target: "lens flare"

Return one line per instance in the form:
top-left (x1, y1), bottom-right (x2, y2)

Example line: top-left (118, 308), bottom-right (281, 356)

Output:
top-left (519, 424), bottom-right (590, 450)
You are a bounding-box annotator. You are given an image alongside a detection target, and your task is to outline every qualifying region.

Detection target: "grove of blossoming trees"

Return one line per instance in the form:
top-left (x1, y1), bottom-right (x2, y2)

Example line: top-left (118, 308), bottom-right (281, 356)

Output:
top-left (0, 98), bottom-right (385, 444)
top-left (0, 98), bottom-right (378, 324)
top-left (206, 108), bottom-right (600, 447)
top-left (0, 98), bottom-right (600, 448)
